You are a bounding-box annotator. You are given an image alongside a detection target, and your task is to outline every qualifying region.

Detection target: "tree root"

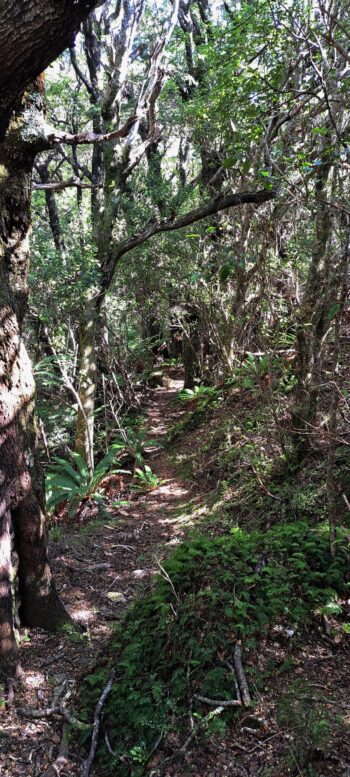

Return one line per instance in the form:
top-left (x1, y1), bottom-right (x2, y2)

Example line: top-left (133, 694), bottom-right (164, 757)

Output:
top-left (17, 705), bottom-right (90, 731)
top-left (39, 723), bottom-right (69, 777)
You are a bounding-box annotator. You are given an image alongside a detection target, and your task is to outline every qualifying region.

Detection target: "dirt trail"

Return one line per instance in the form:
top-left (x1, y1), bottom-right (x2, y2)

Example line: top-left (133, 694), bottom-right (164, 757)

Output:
top-left (0, 375), bottom-right (201, 777)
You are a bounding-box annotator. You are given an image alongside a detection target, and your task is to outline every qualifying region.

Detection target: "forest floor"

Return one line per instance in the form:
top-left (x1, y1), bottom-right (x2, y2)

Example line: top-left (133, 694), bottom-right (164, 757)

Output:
top-left (0, 374), bottom-right (209, 777)
top-left (1, 373), bottom-right (350, 777)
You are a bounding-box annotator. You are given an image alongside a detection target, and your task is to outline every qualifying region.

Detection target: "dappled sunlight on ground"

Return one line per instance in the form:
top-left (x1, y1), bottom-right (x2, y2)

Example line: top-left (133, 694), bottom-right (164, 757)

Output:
top-left (1, 374), bottom-right (213, 776)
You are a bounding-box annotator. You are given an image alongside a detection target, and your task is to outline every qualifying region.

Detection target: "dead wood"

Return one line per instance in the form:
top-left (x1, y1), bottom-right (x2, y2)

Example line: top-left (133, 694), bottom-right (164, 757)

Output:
top-left (234, 643), bottom-right (251, 706)
top-left (193, 694), bottom-right (242, 707)
top-left (17, 705), bottom-right (90, 730)
top-left (39, 724), bottom-right (69, 777)
top-left (82, 672), bottom-right (115, 777)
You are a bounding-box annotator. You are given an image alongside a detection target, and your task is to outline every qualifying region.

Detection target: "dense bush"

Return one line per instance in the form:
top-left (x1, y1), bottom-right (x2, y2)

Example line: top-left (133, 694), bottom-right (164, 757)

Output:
top-left (81, 522), bottom-right (349, 774)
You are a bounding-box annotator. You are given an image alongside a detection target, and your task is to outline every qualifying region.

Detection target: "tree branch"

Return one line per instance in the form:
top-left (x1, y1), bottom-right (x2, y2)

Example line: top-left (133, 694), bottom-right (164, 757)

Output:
top-left (47, 115), bottom-right (137, 147)
top-left (32, 178), bottom-right (95, 192)
top-left (69, 46), bottom-right (95, 96)
top-left (102, 188), bottom-right (276, 291)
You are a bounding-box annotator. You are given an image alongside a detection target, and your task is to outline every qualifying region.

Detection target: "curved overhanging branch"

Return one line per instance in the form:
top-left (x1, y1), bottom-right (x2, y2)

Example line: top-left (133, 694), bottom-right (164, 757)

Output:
top-left (101, 187), bottom-right (276, 293)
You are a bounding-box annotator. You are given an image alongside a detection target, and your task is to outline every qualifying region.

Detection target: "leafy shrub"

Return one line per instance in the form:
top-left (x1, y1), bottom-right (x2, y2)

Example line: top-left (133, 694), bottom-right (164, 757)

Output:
top-left (80, 522), bottom-right (349, 773)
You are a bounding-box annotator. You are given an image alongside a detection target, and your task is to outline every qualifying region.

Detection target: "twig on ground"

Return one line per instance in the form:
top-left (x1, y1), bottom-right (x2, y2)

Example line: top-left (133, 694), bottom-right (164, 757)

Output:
top-left (82, 672), bottom-right (115, 777)
top-left (342, 492), bottom-right (350, 511)
top-left (244, 461), bottom-right (281, 500)
top-left (180, 726), bottom-right (198, 753)
top-left (104, 730), bottom-right (116, 757)
top-left (234, 643), bottom-right (251, 706)
top-left (323, 614), bottom-right (331, 636)
top-left (39, 652), bottom-right (67, 669)
top-left (146, 730), bottom-right (164, 764)
top-left (154, 557), bottom-right (179, 603)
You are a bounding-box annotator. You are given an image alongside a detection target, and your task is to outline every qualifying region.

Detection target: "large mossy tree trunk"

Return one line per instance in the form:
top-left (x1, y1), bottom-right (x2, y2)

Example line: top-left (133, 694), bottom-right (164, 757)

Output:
top-left (0, 90), bottom-right (71, 678)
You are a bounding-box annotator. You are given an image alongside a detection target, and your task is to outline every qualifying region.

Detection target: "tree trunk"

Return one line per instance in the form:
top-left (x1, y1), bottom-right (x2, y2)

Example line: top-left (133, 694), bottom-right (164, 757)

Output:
top-left (0, 0), bottom-right (99, 139)
top-left (182, 316), bottom-right (200, 390)
top-left (291, 159), bottom-right (332, 457)
top-left (0, 90), bottom-right (71, 677)
top-left (74, 300), bottom-right (99, 473)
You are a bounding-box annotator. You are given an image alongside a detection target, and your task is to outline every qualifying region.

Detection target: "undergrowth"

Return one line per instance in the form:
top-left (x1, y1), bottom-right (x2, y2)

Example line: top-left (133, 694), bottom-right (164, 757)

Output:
top-left (80, 521), bottom-right (349, 775)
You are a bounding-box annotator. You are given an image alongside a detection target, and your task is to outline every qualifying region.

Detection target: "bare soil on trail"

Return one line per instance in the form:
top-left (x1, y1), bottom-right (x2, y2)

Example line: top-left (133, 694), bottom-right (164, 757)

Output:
top-left (1, 376), bottom-right (350, 777)
top-left (0, 376), bottom-right (207, 777)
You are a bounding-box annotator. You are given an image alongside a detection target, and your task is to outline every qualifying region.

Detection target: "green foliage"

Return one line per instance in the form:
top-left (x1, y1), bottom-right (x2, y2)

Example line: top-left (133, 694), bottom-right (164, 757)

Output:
top-left (276, 680), bottom-right (339, 770)
top-left (81, 522), bottom-right (349, 772)
top-left (122, 427), bottom-right (157, 468)
top-left (45, 442), bottom-right (128, 516)
top-left (177, 384), bottom-right (222, 411)
top-left (132, 465), bottom-right (163, 491)
top-left (48, 524), bottom-right (62, 542)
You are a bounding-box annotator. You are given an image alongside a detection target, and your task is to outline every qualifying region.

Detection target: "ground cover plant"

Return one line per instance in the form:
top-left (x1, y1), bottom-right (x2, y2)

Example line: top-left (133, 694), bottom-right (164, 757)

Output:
top-left (81, 521), bottom-right (350, 773)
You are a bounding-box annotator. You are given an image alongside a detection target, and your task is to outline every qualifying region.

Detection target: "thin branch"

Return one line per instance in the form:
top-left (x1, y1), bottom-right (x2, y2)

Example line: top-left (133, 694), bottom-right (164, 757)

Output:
top-left (39, 724), bottom-right (69, 777)
top-left (70, 46), bottom-right (95, 96)
top-left (83, 672), bottom-right (115, 777)
top-left (32, 178), bottom-right (95, 191)
top-left (234, 643), bottom-right (251, 707)
top-left (123, 129), bottom-right (162, 178)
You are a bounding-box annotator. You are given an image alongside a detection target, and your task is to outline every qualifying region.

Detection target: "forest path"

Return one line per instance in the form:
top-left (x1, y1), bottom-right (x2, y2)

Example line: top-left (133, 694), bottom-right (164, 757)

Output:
top-left (1, 372), bottom-right (203, 777)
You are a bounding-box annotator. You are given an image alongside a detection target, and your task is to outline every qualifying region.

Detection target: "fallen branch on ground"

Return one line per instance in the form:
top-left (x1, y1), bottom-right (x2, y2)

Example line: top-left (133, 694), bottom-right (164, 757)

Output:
top-left (83, 672), bottom-right (115, 777)
top-left (193, 694), bottom-right (242, 707)
top-left (17, 705), bottom-right (90, 730)
top-left (39, 723), bottom-right (69, 777)
top-left (234, 643), bottom-right (251, 706)
top-left (223, 659), bottom-right (242, 704)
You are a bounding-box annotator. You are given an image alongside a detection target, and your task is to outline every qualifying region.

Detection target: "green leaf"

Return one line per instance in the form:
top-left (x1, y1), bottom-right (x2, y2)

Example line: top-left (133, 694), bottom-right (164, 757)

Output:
top-left (327, 303), bottom-right (341, 321)
top-left (222, 156), bottom-right (236, 169)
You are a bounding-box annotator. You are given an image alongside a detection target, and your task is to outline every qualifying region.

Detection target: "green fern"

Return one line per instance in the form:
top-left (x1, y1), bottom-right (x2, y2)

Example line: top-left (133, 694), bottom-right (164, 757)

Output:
top-left (46, 439), bottom-right (129, 516)
top-left (132, 464), bottom-right (163, 491)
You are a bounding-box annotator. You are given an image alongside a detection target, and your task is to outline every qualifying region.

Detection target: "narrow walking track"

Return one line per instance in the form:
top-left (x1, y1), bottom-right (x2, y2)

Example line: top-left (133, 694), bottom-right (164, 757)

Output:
top-left (0, 376), bottom-right (203, 777)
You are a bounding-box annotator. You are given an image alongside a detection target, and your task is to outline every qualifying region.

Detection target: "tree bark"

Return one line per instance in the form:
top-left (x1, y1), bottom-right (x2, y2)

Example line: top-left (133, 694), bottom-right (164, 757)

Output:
top-left (291, 158), bottom-right (332, 457)
top-left (0, 88), bottom-right (72, 677)
top-left (0, 0), bottom-right (100, 139)
top-left (74, 302), bottom-right (99, 473)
